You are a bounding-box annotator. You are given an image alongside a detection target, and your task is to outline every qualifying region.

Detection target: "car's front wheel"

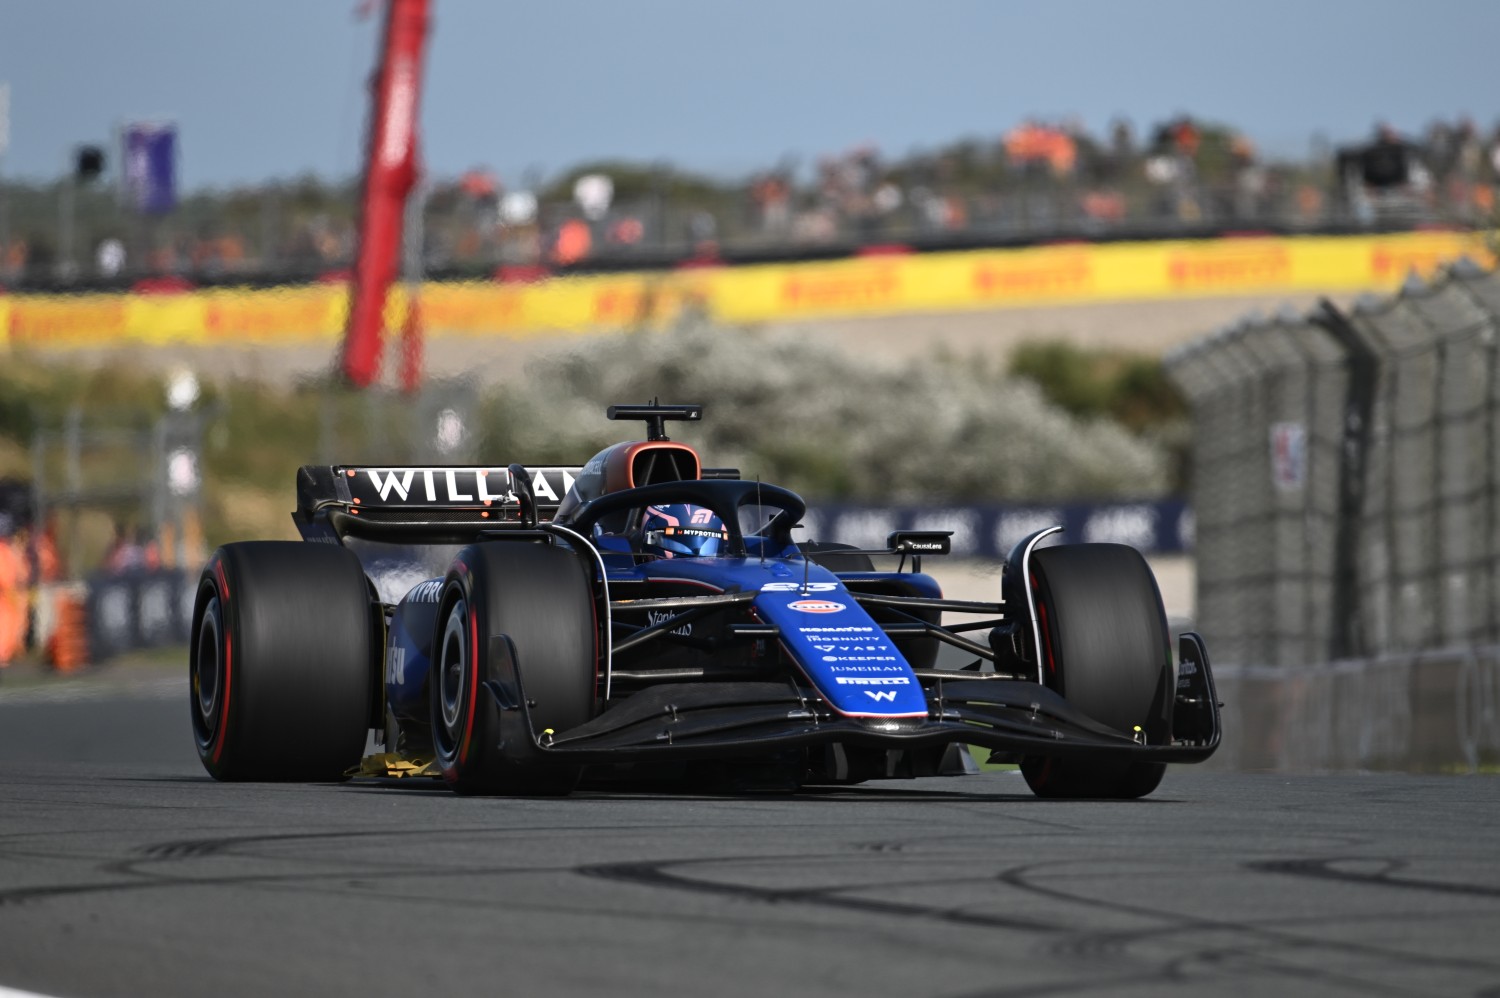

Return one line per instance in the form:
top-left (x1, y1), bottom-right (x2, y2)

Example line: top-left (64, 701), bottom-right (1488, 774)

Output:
top-left (430, 540), bottom-right (597, 796)
top-left (1019, 543), bottom-right (1173, 799)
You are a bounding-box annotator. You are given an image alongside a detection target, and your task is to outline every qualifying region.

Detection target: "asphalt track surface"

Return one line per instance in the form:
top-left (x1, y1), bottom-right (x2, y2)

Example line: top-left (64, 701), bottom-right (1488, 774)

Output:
top-left (2, 679), bottom-right (1499, 998)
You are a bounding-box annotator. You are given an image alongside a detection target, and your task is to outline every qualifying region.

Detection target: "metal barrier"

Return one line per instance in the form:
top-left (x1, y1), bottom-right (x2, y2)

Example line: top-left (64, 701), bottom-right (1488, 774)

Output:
top-left (83, 569), bottom-right (195, 662)
top-left (803, 499), bottom-right (1191, 560)
top-left (1166, 261), bottom-right (1500, 770)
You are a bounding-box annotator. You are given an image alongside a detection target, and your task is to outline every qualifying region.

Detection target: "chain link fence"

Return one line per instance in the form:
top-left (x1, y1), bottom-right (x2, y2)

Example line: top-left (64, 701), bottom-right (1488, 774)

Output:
top-left (1166, 261), bottom-right (1500, 770)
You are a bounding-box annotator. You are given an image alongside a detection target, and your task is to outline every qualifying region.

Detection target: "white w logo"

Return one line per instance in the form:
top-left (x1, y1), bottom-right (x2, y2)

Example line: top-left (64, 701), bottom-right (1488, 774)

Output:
top-left (863, 690), bottom-right (898, 702)
top-left (366, 469), bottom-right (415, 501)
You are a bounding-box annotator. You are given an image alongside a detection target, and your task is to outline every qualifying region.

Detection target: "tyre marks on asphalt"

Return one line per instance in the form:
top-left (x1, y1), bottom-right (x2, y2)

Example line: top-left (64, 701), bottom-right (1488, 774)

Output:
top-left (1249, 856), bottom-right (1500, 900)
top-left (972, 858), bottom-right (1500, 997)
top-left (3, 776), bottom-right (1500, 997)
top-left (577, 857), bottom-right (1060, 934)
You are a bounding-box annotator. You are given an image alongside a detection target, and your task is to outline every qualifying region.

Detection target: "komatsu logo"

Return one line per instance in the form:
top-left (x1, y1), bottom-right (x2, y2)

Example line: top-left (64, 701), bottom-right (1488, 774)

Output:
top-left (385, 645), bottom-right (406, 685)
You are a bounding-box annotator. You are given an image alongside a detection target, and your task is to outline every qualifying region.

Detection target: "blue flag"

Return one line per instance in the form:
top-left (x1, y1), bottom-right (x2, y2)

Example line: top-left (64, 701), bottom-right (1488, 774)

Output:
top-left (124, 122), bottom-right (177, 215)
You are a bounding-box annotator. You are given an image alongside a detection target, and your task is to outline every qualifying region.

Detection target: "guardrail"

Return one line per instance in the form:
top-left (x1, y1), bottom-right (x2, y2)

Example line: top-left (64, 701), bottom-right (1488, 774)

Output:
top-left (803, 498), bottom-right (1191, 559)
top-left (1167, 260), bottom-right (1500, 771)
top-left (83, 569), bottom-right (195, 662)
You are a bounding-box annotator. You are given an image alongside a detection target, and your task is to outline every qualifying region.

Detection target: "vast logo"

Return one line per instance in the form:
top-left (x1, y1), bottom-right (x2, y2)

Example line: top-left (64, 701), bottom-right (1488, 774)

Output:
top-left (787, 599), bottom-right (846, 614)
top-left (863, 690), bottom-right (899, 702)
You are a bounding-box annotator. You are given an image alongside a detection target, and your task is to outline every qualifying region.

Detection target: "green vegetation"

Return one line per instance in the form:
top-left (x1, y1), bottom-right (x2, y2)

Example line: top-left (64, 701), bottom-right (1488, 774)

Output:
top-left (1, 323), bottom-right (1175, 555)
top-left (1007, 340), bottom-right (1190, 491)
top-left (1007, 340), bottom-right (1187, 432)
top-left (486, 322), bottom-right (1169, 504)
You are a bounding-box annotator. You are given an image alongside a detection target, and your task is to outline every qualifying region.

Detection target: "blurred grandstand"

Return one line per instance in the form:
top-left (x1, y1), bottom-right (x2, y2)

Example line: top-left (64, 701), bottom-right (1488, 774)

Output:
top-left (2, 114), bottom-right (1497, 290)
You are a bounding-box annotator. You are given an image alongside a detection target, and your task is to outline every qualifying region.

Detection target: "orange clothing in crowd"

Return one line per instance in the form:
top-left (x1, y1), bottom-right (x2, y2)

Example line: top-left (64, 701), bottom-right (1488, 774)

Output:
top-left (0, 538), bottom-right (30, 666)
top-left (552, 219), bottom-right (592, 266)
top-left (33, 530), bottom-right (61, 583)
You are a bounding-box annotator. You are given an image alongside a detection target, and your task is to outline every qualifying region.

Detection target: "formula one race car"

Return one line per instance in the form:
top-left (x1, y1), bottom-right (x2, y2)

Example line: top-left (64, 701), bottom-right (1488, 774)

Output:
top-left (189, 403), bottom-right (1219, 798)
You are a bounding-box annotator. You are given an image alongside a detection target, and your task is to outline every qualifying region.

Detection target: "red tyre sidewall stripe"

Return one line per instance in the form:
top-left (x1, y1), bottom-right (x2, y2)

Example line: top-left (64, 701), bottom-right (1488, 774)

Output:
top-left (1037, 599), bottom-right (1057, 676)
top-left (459, 591), bottom-right (479, 766)
top-left (213, 629), bottom-right (232, 765)
top-left (1029, 572), bottom-right (1057, 677)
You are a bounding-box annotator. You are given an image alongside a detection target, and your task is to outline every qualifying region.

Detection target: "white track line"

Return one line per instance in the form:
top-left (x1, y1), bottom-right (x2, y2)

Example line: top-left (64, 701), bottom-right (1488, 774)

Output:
top-left (0, 985), bottom-right (65, 998)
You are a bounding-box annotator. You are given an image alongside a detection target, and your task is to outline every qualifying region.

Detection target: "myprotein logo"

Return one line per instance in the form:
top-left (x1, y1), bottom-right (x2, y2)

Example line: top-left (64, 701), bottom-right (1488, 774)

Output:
top-left (787, 599), bottom-right (846, 614)
top-left (406, 580), bottom-right (443, 604)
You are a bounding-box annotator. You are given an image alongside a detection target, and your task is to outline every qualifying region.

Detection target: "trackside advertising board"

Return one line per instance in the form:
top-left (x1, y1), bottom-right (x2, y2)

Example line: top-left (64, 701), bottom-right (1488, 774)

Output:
top-left (2, 232), bottom-right (1490, 351)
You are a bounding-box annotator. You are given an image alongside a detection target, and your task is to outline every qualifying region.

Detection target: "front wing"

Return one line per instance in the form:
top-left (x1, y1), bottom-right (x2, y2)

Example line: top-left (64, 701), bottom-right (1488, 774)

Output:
top-left (477, 632), bottom-right (1221, 767)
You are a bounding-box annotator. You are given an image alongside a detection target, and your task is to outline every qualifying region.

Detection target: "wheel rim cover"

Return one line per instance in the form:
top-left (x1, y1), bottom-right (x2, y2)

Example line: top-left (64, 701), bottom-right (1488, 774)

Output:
top-left (438, 599), bottom-right (468, 733)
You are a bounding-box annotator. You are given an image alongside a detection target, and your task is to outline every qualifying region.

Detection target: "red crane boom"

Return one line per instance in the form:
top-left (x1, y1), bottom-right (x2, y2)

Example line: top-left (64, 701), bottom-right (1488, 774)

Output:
top-left (340, 0), bottom-right (430, 388)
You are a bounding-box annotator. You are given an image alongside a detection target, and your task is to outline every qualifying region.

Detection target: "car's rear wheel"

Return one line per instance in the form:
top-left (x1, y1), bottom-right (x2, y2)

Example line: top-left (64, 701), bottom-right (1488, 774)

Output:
top-left (431, 540), bottom-right (597, 796)
top-left (1020, 543), bottom-right (1173, 800)
top-left (190, 542), bottom-right (376, 782)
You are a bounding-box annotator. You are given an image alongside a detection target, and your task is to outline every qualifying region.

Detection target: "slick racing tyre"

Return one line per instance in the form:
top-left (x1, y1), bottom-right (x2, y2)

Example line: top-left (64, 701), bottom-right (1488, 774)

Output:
top-left (1020, 543), bottom-right (1173, 800)
top-left (431, 540), bottom-right (597, 796)
top-left (191, 542), bottom-right (377, 782)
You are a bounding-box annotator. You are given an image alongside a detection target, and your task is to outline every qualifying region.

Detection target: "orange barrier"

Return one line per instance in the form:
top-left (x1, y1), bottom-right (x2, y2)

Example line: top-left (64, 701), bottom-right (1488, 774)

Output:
top-left (2, 230), bottom-right (1492, 351)
top-left (43, 584), bottom-right (90, 673)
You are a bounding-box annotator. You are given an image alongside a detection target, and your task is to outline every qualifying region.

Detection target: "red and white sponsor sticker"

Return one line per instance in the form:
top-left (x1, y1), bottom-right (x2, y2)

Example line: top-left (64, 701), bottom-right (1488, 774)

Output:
top-left (787, 599), bottom-right (846, 614)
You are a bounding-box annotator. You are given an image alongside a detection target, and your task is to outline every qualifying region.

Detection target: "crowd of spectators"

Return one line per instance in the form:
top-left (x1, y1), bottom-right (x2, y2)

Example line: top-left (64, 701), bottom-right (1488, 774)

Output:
top-left (3, 114), bottom-right (1499, 287)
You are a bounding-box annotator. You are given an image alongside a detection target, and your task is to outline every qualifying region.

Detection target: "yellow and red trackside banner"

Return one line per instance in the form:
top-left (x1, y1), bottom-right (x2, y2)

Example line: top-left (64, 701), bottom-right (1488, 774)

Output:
top-left (2, 230), bottom-right (1492, 352)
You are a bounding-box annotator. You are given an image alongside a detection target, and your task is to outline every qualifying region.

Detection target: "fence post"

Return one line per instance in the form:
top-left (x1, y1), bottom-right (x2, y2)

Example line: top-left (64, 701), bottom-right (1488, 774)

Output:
top-left (1449, 269), bottom-right (1500, 646)
top-left (1313, 299), bottom-right (1380, 660)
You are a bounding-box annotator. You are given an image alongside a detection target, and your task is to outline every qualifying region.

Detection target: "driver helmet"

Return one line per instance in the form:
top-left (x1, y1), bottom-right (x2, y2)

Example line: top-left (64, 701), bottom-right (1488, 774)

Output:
top-left (638, 504), bottom-right (728, 559)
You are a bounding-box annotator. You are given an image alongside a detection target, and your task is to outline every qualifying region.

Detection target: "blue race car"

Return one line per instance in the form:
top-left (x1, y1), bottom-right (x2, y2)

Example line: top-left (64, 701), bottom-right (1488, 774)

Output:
top-left (189, 403), bottom-right (1219, 798)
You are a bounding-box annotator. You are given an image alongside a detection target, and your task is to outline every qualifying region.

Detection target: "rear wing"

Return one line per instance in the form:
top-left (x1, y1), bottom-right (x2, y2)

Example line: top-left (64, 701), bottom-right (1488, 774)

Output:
top-left (295, 464), bottom-right (582, 543)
